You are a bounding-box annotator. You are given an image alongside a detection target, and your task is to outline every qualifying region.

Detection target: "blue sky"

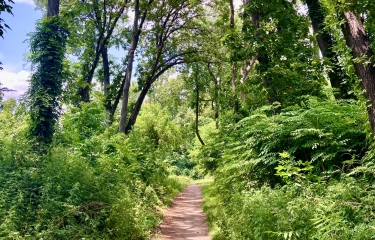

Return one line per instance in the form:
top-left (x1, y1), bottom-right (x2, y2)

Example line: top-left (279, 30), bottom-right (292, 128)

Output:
top-left (0, 0), bottom-right (244, 100)
top-left (0, 0), bottom-right (42, 99)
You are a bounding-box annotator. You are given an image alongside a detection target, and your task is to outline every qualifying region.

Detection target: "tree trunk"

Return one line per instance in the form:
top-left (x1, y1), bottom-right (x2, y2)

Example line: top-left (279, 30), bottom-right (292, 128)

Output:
top-left (195, 80), bottom-right (205, 145)
top-left (240, 57), bottom-right (256, 101)
top-left (102, 45), bottom-right (112, 125)
top-left (229, 0), bottom-right (235, 28)
top-left (108, 73), bottom-right (126, 125)
top-left (232, 63), bottom-right (239, 113)
top-left (207, 64), bottom-right (220, 129)
top-left (102, 47), bottom-right (110, 96)
top-left (119, 0), bottom-right (141, 133)
top-left (306, 0), bottom-right (350, 99)
top-left (78, 52), bottom-right (102, 103)
top-left (341, 11), bottom-right (375, 134)
top-left (29, 0), bottom-right (65, 148)
top-left (47, 0), bottom-right (59, 17)
top-left (229, 0), bottom-right (239, 113)
top-left (246, 1), bottom-right (280, 109)
top-left (125, 82), bottom-right (151, 134)
top-left (215, 76), bottom-right (220, 129)
top-left (124, 59), bottom-right (184, 134)
top-left (76, 3), bottom-right (126, 104)
top-left (109, 9), bottom-right (148, 125)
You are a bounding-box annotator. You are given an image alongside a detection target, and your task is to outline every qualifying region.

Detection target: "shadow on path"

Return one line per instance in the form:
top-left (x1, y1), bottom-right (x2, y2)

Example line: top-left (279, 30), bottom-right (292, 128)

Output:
top-left (154, 183), bottom-right (211, 240)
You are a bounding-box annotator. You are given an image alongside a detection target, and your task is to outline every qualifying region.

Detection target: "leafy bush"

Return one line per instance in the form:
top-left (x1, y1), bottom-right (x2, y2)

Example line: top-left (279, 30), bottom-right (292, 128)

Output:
top-left (0, 99), bottom-right (188, 239)
top-left (198, 98), bottom-right (375, 239)
top-left (197, 98), bottom-right (367, 187)
top-left (203, 176), bottom-right (375, 240)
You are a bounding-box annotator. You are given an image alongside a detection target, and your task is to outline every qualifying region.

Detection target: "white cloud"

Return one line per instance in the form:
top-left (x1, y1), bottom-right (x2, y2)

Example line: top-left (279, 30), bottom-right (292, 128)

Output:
top-left (14, 0), bottom-right (35, 6)
top-left (0, 68), bottom-right (31, 99)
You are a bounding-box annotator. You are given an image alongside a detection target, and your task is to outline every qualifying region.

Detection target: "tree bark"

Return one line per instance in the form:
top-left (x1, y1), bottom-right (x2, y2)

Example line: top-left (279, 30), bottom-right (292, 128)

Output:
top-left (215, 77), bottom-right (220, 129)
top-left (195, 79), bottom-right (205, 145)
top-left (229, 0), bottom-right (239, 113)
top-left (102, 46), bottom-right (110, 96)
top-left (232, 63), bottom-right (239, 113)
top-left (124, 82), bottom-right (150, 134)
top-left (101, 45), bottom-right (112, 125)
top-left (109, 71), bottom-right (126, 125)
top-left (124, 59), bottom-right (184, 134)
top-left (229, 0), bottom-right (235, 28)
top-left (341, 11), bottom-right (375, 134)
top-left (47, 0), bottom-right (59, 17)
top-left (79, 54), bottom-right (101, 103)
top-left (306, 0), bottom-right (350, 99)
top-left (119, 0), bottom-right (141, 134)
top-left (240, 57), bottom-right (256, 101)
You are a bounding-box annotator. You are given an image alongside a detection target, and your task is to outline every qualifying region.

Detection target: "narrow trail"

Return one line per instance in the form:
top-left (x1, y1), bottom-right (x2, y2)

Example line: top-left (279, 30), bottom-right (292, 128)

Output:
top-left (154, 183), bottom-right (211, 240)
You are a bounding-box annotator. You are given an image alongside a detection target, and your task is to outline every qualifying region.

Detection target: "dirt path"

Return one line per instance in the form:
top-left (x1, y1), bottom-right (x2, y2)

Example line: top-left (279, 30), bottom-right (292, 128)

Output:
top-left (154, 183), bottom-right (211, 240)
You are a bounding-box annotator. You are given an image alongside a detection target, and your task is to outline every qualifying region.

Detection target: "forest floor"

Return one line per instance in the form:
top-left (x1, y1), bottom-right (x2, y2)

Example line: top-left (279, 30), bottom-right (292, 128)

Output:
top-left (152, 183), bottom-right (211, 240)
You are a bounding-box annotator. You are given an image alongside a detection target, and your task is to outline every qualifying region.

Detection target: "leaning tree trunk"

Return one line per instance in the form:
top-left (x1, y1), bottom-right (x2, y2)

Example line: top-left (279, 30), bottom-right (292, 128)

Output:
top-left (124, 81), bottom-right (151, 134)
top-left (341, 11), bottom-right (375, 134)
top-left (306, 0), bottom-right (350, 99)
top-left (119, 0), bottom-right (141, 134)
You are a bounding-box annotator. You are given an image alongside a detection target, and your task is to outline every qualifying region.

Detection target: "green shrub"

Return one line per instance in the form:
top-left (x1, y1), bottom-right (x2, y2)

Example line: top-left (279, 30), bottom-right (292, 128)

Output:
top-left (203, 176), bottom-right (375, 240)
top-left (197, 98), bottom-right (367, 188)
top-left (0, 99), bottom-right (189, 239)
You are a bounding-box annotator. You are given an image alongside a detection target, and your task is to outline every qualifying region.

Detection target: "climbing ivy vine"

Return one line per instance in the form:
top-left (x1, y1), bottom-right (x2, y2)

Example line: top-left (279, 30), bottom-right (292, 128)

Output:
top-left (28, 17), bottom-right (68, 147)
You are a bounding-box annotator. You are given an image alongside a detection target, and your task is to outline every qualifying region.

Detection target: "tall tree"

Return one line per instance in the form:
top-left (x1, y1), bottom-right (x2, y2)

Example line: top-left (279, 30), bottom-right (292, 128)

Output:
top-left (241, 0), bottom-right (324, 109)
top-left (305, 0), bottom-right (351, 99)
top-left (63, 0), bottom-right (129, 104)
top-left (28, 0), bottom-right (68, 147)
top-left (121, 0), bottom-right (203, 134)
top-left (229, 0), bottom-right (239, 113)
top-left (194, 71), bottom-right (205, 146)
top-left (118, 0), bottom-right (149, 133)
top-left (243, 0), bottom-right (280, 109)
top-left (340, 10), bottom-right (375, 134)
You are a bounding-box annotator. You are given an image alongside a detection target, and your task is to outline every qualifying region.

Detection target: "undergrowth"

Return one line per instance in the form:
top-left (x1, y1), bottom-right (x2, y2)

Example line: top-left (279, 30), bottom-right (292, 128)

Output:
top-left (197, 97), bottom-right (375, 239)
top-left (0, 99), bottom-right (189, 239)
top-left (202, 176), bottom-right (375, 240)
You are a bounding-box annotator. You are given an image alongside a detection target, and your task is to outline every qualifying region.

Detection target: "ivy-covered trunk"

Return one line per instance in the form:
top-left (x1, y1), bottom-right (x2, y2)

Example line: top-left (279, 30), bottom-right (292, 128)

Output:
top-left (341, 11), bottom-right (375, 135)
top-left (28, 0), bottom-right (68, 147)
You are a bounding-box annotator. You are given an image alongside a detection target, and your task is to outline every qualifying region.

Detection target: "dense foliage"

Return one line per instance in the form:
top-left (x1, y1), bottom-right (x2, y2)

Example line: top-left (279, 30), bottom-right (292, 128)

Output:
top-left (28, 17), bottom-right (69, 147)
top-left (198, 98), bottom-right (375, 239)
top-left (0, 98), bottom-right (189, 239)
top-left (2, 0), bottom-right (375, 239)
